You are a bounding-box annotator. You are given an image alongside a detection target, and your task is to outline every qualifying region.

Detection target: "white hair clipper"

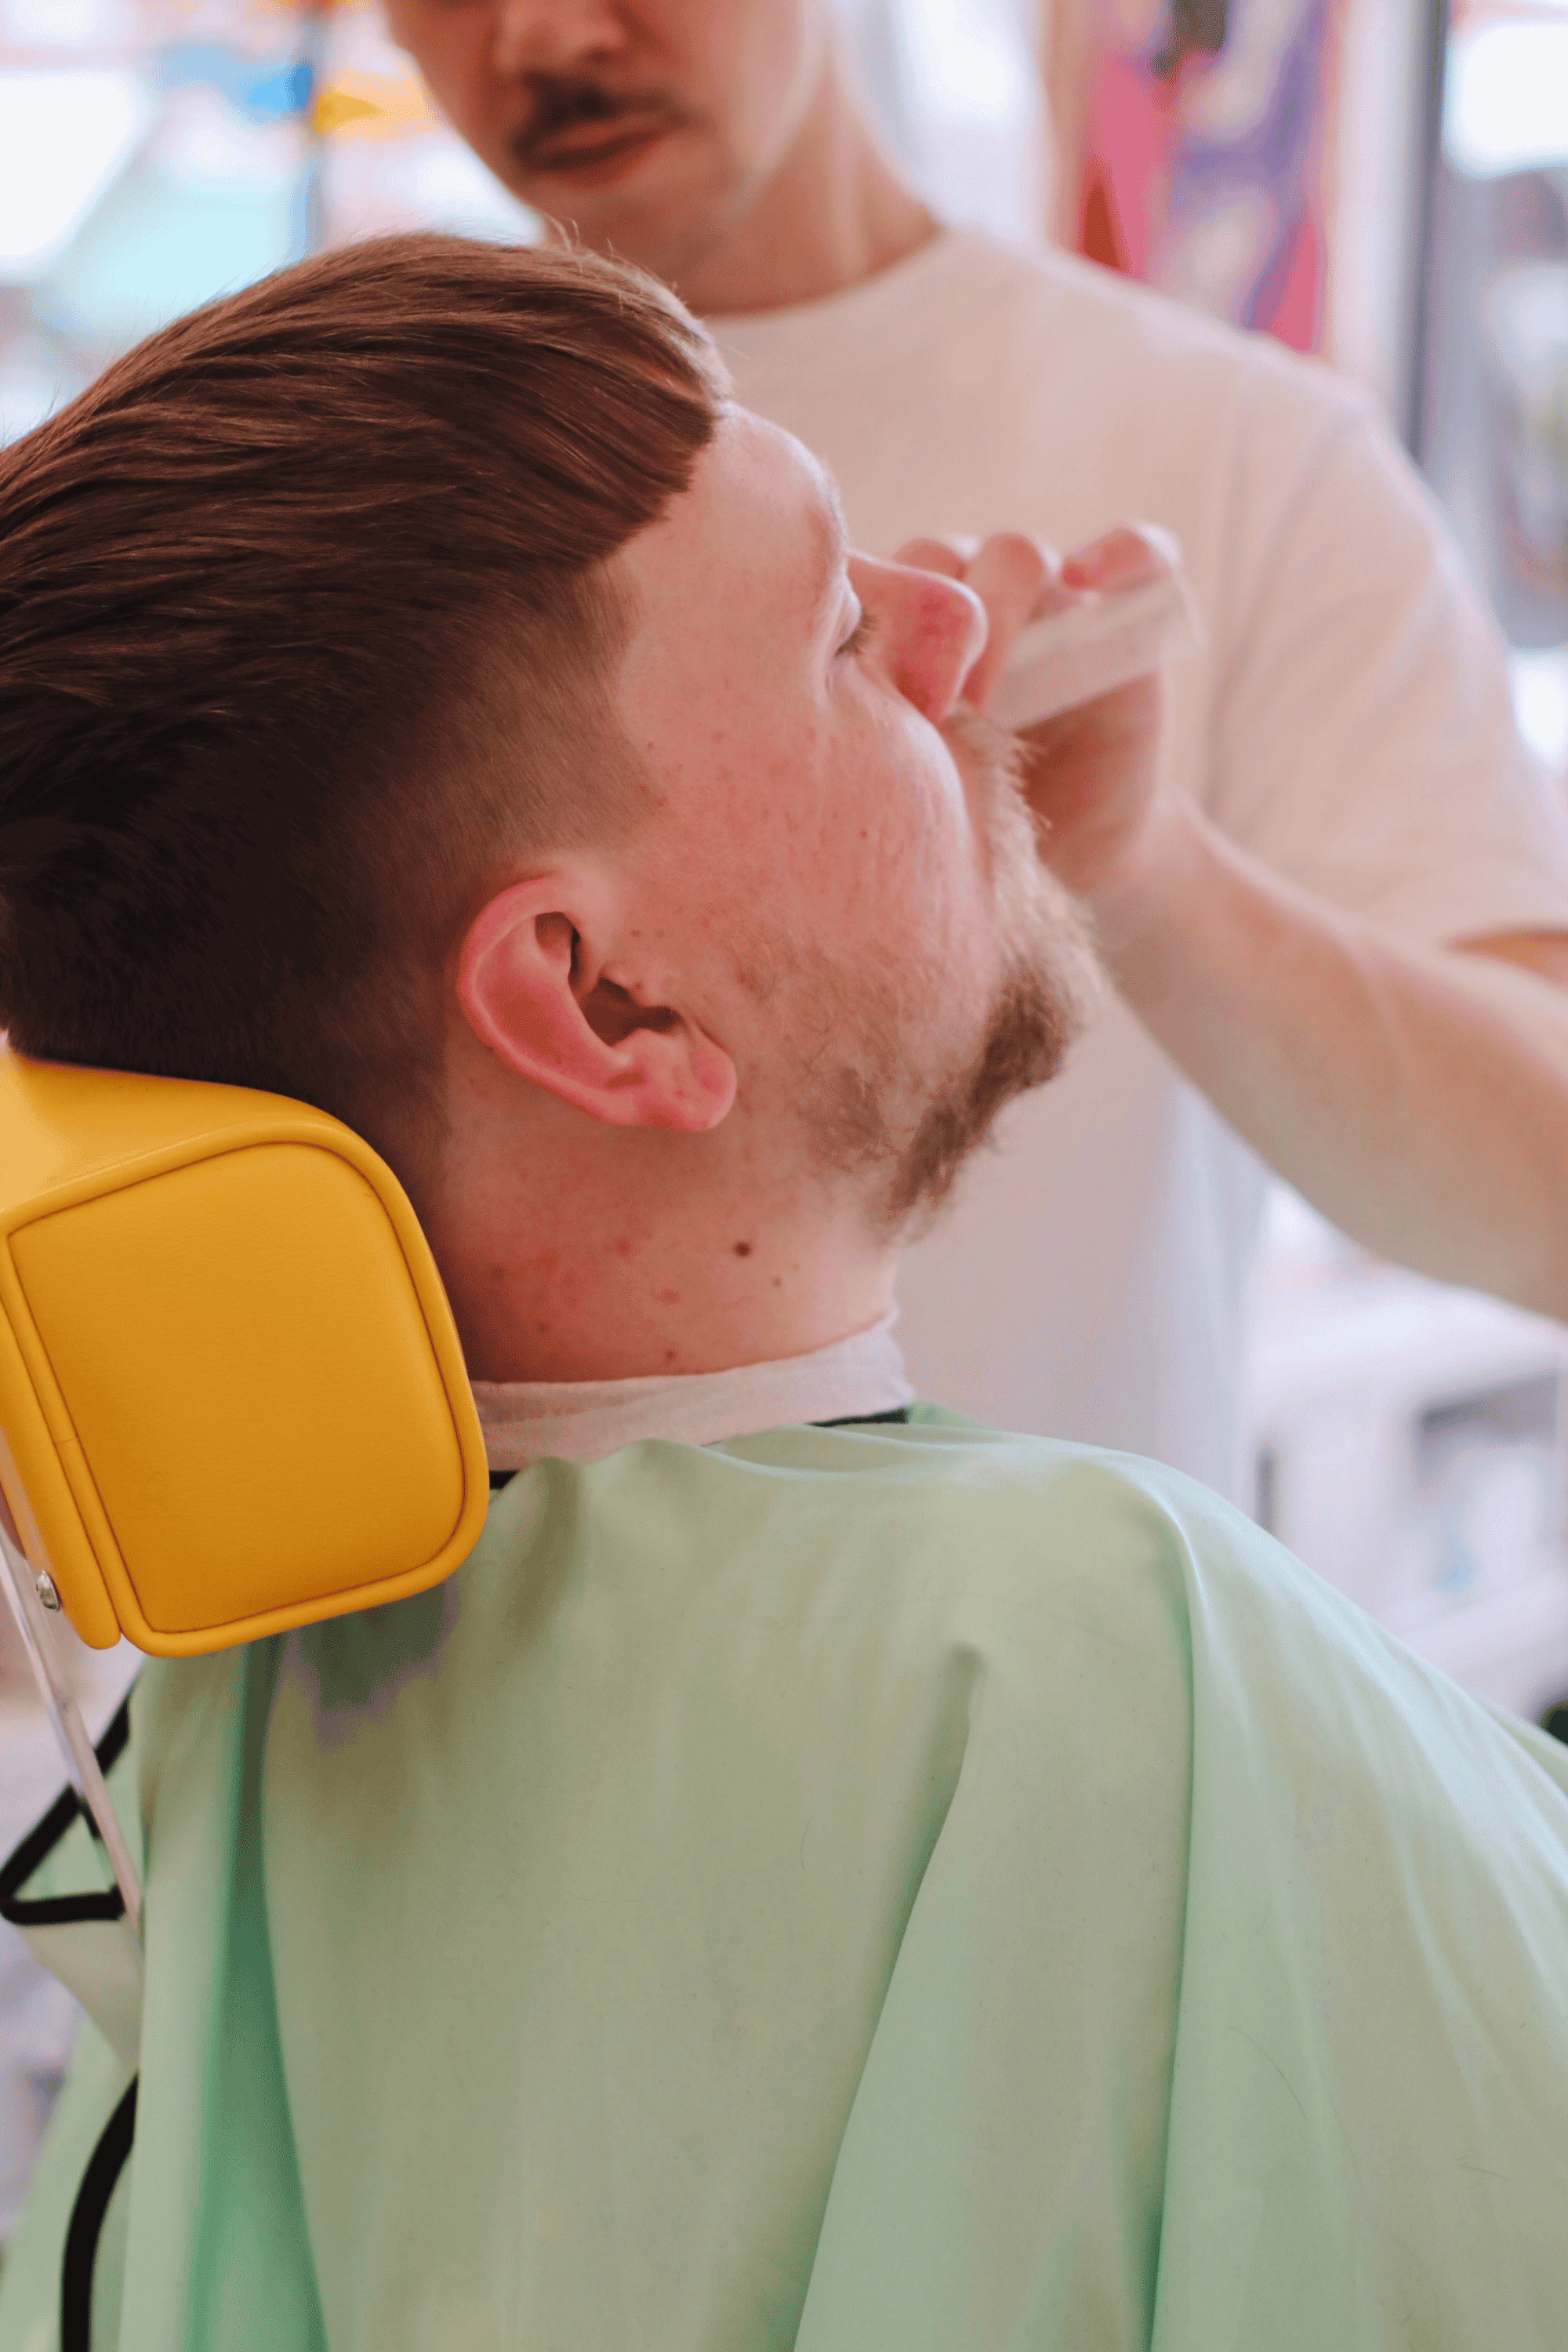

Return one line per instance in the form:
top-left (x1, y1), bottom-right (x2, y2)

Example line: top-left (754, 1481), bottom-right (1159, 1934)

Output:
top-left (987, 557), bottom-right (1203, 733)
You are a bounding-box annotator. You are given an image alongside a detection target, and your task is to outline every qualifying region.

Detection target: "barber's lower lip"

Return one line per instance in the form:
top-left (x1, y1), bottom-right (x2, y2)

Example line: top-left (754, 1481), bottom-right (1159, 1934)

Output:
top-left (522, 122), bottom-right (671, 185)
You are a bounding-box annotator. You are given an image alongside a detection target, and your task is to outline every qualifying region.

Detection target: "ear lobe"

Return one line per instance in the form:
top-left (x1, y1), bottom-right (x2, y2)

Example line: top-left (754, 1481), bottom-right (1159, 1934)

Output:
top-left (456, 878), bottom-right (736, 1134)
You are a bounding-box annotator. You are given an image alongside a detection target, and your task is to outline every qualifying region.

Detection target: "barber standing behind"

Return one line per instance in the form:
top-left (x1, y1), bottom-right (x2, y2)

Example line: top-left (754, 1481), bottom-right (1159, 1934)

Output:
top-left (385, 0), bottom-right (1568, 1497)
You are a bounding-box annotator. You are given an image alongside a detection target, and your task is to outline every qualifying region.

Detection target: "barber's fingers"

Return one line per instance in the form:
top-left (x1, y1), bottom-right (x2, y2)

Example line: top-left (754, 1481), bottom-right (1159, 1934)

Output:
top-left (886, 524), bottom-right (1178, 714)
top-left (894, 523), bottom-right (1178, 598)
top-left (1060, 521), bottom-right (1178, 596)
top-left (960, 534), bottom-right (1061, 709)
top-left (891, 534), bottom-right (980, 576)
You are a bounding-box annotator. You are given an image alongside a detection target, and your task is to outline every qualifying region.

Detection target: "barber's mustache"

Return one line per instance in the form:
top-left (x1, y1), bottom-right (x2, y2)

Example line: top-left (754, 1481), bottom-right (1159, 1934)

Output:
top-left (509, 78), bottom-right (691, 175)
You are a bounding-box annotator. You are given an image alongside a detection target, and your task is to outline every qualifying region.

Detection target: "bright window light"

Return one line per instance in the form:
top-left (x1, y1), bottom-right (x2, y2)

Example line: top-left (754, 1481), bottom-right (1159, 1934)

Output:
top-left (1444, 23), bottom-right (1568, 180)
top-left (1511, 648), bottom-right (1568, 775)
top-left (899, 0), bottom-right (1025, 127)
top-left (0, 70), bottom-right (151, 278)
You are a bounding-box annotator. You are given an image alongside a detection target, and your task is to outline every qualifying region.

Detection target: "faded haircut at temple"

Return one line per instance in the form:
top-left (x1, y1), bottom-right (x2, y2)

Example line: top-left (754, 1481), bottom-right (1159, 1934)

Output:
top-left (1, 238), bottom-right (1567, 2352)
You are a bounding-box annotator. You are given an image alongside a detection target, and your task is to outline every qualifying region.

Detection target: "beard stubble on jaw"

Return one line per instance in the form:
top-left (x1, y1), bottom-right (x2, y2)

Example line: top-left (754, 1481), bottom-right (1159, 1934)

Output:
top-left (797, 706), bottom-right (1103, 1234)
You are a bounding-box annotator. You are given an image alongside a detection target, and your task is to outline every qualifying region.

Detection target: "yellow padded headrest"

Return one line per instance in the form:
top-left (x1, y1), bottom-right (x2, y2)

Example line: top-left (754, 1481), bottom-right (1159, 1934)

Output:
top-left (0, 1049), bottom-right (489, 1656)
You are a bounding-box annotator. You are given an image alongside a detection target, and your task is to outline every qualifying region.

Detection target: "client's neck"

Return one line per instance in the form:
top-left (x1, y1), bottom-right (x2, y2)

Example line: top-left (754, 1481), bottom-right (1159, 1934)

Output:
top-left (422, 1096), bottom-right (898, 1387)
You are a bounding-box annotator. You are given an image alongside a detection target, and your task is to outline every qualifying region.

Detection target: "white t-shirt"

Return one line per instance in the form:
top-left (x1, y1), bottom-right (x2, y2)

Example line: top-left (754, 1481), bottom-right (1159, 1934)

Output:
top-left (713, 228), bottom-right (1568, 1497)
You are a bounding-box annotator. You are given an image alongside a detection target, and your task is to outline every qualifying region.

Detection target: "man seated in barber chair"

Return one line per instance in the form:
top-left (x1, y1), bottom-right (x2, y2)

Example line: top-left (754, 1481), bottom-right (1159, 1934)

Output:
top-left (1, 235), bottom-right (1566, 2352)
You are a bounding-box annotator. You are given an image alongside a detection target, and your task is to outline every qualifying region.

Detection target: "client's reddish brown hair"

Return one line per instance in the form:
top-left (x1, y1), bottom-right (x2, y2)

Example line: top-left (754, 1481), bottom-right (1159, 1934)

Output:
top-left (0, 234), bottom-right (725, 1186)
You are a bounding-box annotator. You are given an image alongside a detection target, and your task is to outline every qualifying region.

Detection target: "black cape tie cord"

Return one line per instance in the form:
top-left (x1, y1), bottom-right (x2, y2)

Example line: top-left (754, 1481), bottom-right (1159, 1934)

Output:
top-left (0, 1693), bottom-right (133, 1928)
top-left (60, 2076), bottom-right (138, 2352)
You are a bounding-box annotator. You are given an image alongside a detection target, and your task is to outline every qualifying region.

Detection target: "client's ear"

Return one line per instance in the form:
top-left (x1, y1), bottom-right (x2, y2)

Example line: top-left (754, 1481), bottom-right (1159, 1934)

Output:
top-left (456, 877), bottom-right (736, 1132)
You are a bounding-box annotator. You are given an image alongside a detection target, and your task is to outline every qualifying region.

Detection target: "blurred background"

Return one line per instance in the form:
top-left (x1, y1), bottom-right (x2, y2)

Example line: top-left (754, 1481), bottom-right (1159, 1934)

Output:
top-left (2, 0), bottom-right (1567, 2247)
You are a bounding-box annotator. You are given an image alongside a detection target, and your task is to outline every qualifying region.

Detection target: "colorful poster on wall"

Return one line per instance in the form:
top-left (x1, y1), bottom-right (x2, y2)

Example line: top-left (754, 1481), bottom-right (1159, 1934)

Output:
top-left (1071, 0), bottom-right (1349, 354)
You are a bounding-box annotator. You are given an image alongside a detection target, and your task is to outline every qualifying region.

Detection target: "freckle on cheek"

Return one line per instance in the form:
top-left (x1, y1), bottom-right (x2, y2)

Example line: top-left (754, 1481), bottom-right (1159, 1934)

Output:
top-left (733, 1241), bottom-right (753, 1258)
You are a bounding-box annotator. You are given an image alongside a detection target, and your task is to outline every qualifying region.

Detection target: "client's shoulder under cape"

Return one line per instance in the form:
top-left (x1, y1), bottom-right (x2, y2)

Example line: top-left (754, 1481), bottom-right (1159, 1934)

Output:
top-left (5, 1414), bottom-right (1568, 2352)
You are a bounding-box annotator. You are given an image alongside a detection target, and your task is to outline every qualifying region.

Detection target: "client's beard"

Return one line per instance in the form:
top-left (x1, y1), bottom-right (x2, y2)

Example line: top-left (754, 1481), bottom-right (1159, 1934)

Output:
top-left (798, 708), bottom-right (1102, 1236)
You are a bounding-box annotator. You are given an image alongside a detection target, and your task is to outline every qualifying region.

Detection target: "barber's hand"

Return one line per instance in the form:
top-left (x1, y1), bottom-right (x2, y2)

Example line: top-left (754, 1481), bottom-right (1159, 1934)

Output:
top-left (893, 526), bottom-right (1170, 903)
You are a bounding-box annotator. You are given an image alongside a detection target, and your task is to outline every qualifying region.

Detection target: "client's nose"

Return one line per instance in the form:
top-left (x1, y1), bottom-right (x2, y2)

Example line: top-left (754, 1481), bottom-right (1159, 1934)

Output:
top-left (851, 555), bottom-right (988, 724)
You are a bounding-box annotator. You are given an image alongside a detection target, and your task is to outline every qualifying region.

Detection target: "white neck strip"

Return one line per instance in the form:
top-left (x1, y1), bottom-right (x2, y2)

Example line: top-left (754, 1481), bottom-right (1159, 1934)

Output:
top-left (472, 1308), bottom-right (912, 1472)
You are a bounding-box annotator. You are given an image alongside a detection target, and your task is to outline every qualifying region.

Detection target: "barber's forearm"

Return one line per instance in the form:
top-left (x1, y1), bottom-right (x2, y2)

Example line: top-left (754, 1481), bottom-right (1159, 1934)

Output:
top-left (1083, 803), bottom-right (1568, 1317)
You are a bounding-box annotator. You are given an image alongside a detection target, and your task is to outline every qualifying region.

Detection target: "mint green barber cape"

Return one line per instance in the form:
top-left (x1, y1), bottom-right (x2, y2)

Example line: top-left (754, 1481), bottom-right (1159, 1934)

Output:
top-left (5, 1410), bottom-right (1568, 2350)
